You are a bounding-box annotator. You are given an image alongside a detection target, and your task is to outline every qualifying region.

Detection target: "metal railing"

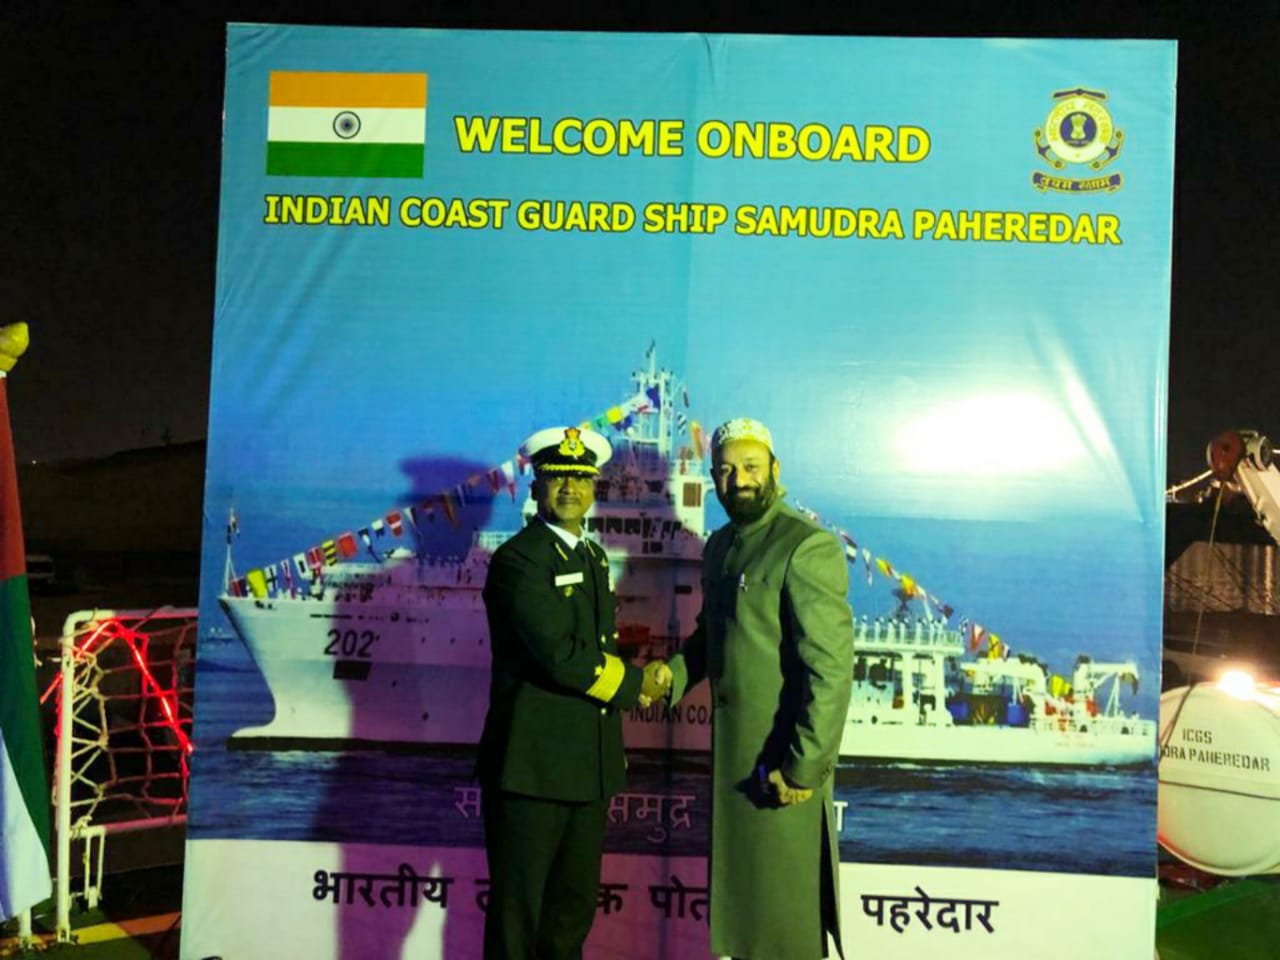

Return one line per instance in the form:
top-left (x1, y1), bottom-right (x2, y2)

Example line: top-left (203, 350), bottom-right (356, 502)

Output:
top-left (30, 606), bottom-right (197, 944)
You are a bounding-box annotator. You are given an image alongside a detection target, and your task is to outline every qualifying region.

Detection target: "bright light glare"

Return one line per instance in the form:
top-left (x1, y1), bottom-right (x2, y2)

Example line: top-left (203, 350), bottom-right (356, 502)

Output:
top-left (1218, 669), bottom-right (1257, 699)
top-left (895, 392), bottom-right (1086, 476)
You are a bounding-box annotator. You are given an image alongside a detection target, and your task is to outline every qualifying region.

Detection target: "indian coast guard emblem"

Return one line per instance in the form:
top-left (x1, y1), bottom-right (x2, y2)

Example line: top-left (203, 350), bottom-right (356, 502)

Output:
top-left (1032, 88), bottom-right (1124, 194)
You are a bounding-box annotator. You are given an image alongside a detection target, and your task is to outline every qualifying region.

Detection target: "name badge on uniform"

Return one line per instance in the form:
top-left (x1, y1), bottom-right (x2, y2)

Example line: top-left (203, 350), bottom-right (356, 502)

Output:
top-left (555, 572), bottom-right (585, 587)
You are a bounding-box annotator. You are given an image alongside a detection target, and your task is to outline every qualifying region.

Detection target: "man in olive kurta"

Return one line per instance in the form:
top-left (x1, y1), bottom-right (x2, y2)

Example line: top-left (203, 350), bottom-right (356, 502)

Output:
top-left (666, 418), bottom-right (855, 959)
top-left (479, 425), bottom-right (668, 960)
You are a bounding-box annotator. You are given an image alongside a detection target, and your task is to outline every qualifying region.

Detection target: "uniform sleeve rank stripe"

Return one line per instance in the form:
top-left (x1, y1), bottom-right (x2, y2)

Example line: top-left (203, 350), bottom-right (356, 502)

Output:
top-left (584, 652), bottom-right (626, 702)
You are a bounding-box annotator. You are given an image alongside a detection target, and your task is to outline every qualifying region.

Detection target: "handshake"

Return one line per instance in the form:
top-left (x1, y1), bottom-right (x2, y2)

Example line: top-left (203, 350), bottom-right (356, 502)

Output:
top-left (638, 660), bottom-right (673, 708)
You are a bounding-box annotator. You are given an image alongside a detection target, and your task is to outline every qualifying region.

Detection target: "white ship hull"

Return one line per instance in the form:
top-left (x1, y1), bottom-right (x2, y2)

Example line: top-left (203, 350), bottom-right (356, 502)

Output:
top-left (222, 593), bottom-right (1155, 765)
top-left (221, 543), bottom-right (713, 752)
top-left (840, 719), bottom-right (1155, 766)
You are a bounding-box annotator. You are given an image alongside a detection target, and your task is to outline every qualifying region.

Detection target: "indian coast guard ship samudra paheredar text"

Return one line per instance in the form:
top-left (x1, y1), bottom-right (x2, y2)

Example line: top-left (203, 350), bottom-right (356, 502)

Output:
top-left (218, 347), bottom-right (1155, 765)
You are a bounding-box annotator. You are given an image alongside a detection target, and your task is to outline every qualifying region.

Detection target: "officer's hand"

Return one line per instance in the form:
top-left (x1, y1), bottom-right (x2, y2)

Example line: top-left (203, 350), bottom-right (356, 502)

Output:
top-left (639, 660), bottom-right (672, 706)
top-left (767, 769), bottom-right (813, 806)
top-left (649, 660), bottom-right (672, 690)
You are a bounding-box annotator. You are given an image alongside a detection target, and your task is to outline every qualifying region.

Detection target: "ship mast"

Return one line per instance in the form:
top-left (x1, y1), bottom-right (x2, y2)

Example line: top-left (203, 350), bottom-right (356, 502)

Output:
top-left (651, 345), bottom-right (670, 461)
top-left (223, 507), bottom-right (239, 592)
top-left (628, 342), bottom-right (675, 469)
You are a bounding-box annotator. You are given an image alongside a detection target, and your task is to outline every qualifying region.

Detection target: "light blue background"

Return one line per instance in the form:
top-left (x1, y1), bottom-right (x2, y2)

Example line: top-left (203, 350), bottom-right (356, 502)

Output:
top-left (203, 26), bottom-right (1175, 725)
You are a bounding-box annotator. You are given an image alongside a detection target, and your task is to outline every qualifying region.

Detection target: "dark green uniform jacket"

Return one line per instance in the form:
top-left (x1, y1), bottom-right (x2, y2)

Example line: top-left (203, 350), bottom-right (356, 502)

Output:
top-left (479, 517), bottom-right (644, 800)
top-left (670, 499), bottom-right (855, 960)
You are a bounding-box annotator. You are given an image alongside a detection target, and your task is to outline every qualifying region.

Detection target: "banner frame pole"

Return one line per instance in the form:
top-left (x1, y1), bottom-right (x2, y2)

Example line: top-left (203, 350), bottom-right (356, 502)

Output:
top-left (54, 618), bottom-right (75, 942)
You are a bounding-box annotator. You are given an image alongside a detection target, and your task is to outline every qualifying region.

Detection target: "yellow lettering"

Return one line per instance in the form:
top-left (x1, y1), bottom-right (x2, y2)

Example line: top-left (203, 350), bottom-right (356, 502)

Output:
top-left (897, 126), bottom-right (930, 162)
top-left (281, 196), bottom-right (304, 223)
top-left (698, 120), bottom-right (731, 158)
top-left (444, 199), bottom-right (470, 228)
top-left (777, 207), bottom-right (803, 234)
top-left (864, 126), bottom-right (895, 161)
top-left (516, 200), bottom-right (541, 230)
top-left (583, 119), bottom-right (617, 156)
top-left (655, 120), bottom-right (684, 157)
top-left (1097, 214), bottom-right (1121, 245)
top-left (727, 205), bottom-right (900, 239)
top-left (642, 202), bottom-right (727, 234)
top-left (327, 195), bottom-right (346, 225)
top-left (453, 115), bottom-right (501, 153)
top-left (830, 126), bottom-right (863, 162)
top-left (515, 200), bottom-right (635, 232)
top-left (798, 123), bottom-right (832, 161)
top-left (398, 197), bottom-right (508, 229)
top-left (552, 117), bottom-right (582, 154)
top-left (733, 121), bottom-right (765, 159)
top-left (956, 210), bottom-right (981, 240)
top-left (768, 123), bottom-right (797, 159)
top-left (499, 117), bottom-right (528, 153)
top-left (613, 119), bottom-right (651, 156)
top-left (525, 118), bottom-right (553, 155)
top-left (476, 198), bottom-right (509, 229)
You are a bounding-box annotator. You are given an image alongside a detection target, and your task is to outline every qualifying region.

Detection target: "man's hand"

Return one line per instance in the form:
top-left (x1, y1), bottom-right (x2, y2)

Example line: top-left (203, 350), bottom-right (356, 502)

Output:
top-left (766, 769), bottom-right (813, 806)
top-left (638, 659), bottom-right (673, 707)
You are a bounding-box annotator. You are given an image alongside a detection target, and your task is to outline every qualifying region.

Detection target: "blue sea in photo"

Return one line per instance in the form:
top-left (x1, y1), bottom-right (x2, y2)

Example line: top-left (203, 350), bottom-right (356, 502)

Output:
top-left (187, 641), bottom-right (1155, 877)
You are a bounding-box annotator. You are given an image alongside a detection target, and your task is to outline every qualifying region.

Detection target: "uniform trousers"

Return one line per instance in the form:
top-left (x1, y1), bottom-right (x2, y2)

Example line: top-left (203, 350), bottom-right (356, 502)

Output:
top-left (482, 789), bottom-right (608, 960)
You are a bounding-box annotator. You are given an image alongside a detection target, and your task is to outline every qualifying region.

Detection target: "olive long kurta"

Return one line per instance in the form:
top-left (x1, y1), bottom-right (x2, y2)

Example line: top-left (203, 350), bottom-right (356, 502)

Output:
top-left (669, 499), bottom-right (854, 960)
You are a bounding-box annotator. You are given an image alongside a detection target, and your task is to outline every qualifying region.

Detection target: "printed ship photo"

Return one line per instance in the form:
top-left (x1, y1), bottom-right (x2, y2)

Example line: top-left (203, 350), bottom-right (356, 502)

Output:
top-left (215, 347), bottom-right (1155, 768)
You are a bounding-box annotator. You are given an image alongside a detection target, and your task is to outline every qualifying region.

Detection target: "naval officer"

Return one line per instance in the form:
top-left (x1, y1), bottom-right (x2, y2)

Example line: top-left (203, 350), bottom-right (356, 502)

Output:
top-left (478, 425), bottom-right (669, 960)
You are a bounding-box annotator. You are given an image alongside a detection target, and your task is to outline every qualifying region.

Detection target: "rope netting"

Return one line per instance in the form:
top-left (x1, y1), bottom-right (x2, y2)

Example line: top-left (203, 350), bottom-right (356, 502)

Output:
top-left (42, 612), bottom-right (196, 830)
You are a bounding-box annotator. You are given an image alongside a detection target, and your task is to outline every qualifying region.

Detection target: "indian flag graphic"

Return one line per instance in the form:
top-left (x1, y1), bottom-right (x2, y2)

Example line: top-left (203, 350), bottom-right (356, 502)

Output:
top-left (266, 71), bottom-right (428, 178)
top-left (0, 324), bottom-right (52, 922)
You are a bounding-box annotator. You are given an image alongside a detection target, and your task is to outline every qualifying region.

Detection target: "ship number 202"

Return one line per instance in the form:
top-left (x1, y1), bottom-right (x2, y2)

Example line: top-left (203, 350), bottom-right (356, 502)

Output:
top-left (324, 629), bottom-right (377, 658)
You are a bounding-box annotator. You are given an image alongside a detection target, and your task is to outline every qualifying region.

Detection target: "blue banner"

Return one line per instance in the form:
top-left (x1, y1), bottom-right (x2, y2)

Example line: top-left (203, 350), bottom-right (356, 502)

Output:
top-left (184, 25), bottom-right (1175, 959)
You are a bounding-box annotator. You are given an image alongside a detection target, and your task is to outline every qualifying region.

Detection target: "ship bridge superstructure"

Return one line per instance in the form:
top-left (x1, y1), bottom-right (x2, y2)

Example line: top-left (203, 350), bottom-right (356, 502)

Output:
top-left (850, 617), bottom-right (964, 729)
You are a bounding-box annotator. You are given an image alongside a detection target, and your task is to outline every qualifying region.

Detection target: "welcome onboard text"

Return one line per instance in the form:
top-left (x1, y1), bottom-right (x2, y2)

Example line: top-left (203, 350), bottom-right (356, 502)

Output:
top-left (451, 116), bottom-right (931, 162)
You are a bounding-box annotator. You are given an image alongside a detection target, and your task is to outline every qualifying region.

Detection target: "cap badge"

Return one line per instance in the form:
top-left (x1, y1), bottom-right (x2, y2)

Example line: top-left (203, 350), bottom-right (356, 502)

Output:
top-left (558, 427), bottom-right (586, 458)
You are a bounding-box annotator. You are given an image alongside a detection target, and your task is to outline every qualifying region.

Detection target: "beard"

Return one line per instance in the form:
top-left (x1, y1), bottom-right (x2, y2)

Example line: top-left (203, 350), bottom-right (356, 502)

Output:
top-left (719, 472), bottom-right (778, 523)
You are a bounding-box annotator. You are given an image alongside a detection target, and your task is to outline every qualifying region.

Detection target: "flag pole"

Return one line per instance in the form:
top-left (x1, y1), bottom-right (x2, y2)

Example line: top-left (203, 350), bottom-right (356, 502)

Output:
top-left (0, 323), bottom-right (53, 927)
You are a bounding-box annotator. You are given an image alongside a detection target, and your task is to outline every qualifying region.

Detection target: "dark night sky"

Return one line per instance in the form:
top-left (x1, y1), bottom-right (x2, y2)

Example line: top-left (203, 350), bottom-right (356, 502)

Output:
top-left (4, 2), bottom-right (1278, 483)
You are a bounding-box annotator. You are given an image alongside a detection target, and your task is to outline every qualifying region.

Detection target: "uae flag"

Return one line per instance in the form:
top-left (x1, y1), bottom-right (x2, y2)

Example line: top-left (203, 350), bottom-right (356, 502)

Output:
top-left (0, 345), bottom-right (52, 920)
top-left (266, 71), bottom-right (428, 178)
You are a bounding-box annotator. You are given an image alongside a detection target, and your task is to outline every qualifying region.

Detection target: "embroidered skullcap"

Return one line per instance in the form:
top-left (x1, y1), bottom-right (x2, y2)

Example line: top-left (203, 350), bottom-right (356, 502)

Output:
top-left (711, 418), bottom-right (774, 454)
